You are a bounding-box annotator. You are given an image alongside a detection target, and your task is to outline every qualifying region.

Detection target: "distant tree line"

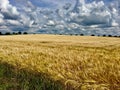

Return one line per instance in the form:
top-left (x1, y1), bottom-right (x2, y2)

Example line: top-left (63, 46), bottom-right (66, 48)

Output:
top-left (93, 34), bottom-right (120, 38)
top-left (0, 32), bottom-right (120, 38)
top-left (0, 31), bottom-right (28, 35)
top-left (91, 34), bottom-right (120, 38)
top-left (59, 33), bottom-right (120, 38)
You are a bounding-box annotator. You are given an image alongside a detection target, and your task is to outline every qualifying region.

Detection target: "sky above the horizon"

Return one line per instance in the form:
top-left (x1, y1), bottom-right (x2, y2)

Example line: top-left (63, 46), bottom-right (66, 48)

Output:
top-left (9, 0), bottom-right (75, 9)
top-left (9, 0), bottom-right (112, 8)
top-left (0, 0), bottom-right (120, 35)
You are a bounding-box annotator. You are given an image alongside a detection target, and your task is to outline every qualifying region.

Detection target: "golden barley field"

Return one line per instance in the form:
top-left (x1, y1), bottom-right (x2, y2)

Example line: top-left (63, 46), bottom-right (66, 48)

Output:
top-left (0, 34), bottom-right (120, 90)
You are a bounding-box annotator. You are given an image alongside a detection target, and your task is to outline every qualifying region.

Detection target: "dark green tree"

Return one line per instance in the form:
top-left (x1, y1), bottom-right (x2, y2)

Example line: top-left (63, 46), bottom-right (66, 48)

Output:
top-left (18, 31), bottom-right (22, 35)
top-left (103, 34), bottom-right (106, 37)
top-left (23, 32), bottom-right (28, 34)
top-left (0, 32), bottom-right (2, 35)
top-left (91, 34), bottom-right (95, 36)
top-left (80, 34), bottom-right (84, 36)
top-left (108, 35), bottom-right (112, 37)
top-left (5, 32), bottom-right (11, 35)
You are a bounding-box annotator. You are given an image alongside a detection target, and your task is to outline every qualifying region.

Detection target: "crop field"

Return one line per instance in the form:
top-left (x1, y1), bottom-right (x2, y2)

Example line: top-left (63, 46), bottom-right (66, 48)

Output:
top-left (0, 34), bottom-right (120, 90)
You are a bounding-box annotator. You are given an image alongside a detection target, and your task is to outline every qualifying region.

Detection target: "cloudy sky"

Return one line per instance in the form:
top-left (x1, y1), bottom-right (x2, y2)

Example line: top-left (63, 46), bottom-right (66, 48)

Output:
top-left (0, 0), bottom-right (120, 35)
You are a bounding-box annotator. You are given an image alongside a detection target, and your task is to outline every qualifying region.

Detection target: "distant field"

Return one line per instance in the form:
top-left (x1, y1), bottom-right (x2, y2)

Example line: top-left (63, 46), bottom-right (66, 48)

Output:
top-left (0, 34), bottom-right (120, 90)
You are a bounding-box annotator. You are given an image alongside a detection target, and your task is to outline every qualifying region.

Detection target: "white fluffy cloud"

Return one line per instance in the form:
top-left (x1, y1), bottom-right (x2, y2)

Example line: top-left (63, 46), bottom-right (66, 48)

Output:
top-left (0, 0), bottom-right (19, 31)
top-left (0, 0), bottom-right (19, 19)
top-left (68, 1), bottom-right (118, 27)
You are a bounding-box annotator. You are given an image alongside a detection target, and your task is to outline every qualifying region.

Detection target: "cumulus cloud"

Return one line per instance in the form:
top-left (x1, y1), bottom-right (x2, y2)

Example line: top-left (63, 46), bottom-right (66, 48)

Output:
top-left (0, 0), bottom-right (19, 20)
top-left (0, 0), bottom-right (38, 32)
top-left (0, 0), bottom-right (21, 32)
top-left (60, 0), bottom-right (120, 35)
top-left (68, 1), bottom-right (115, 26)
top-left (0, 13), bottom-right (4, 24)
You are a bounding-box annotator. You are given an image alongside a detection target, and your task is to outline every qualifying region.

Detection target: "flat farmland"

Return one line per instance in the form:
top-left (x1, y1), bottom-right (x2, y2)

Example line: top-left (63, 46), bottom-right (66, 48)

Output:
top-left (0, 34), bottom-right (120, 90)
